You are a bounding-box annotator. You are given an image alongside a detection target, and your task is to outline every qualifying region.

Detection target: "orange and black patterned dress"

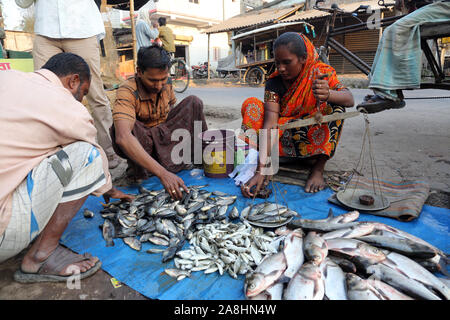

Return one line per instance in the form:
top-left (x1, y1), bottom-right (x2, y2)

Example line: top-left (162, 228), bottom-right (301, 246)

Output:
top-left (241, 33), bottom-right (347, 159)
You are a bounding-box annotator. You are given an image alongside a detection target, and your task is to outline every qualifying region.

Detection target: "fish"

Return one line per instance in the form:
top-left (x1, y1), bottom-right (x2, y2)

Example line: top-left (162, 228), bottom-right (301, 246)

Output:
top-left (288, 219), bottom-right (360, 232)
top-left (356, 234), bottom-right (436, 259)
top-left (366, 263), bottom-right (441, 300)
top-left (346, 273), bottom-right (385, 300)
top-left (123, 237), bottom-right (141, 251)
top-left (380, 251), bottom-right (450, 300)
top-left (321, 222), bottom-right (376, 240)
top-left (325, 238), bottom-right (387, 268)
top-left (163, 268), bottom-right (191, 280)
top-left (320, 258), bottom-right (347, 300)
top-left (247, 282), bottom-right (284, 300)
top-left (366, 278), bottom-right (414, 300)
top-left (245, 251), bottom-right (287, 298)
top-left (282, 228), bottom-right (305, 279)
top-left (303, 231), bottom-right (328, 265)
top-left (283, 262), bottom-right (324, 300)
top-left (83, 208), bottom-right (94, 218)
top-left (229, 206), bottom-right (239, 219)
top-left (102, 219), bottom-right (115, 247)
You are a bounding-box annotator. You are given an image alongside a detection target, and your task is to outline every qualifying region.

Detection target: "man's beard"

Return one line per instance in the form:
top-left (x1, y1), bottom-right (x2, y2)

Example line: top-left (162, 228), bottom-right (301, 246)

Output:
top-left (73, 84), bottom-right (83, 102)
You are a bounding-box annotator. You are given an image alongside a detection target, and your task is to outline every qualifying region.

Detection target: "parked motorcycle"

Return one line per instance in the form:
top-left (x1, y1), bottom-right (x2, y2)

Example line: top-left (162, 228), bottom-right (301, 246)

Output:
top-left (191, 62), bottom-right (214, 79)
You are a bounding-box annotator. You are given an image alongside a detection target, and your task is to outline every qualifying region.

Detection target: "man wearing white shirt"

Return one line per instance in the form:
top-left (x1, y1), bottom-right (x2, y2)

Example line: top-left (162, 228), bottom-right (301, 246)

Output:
top-left (16, 0), bottom-right (122, 169)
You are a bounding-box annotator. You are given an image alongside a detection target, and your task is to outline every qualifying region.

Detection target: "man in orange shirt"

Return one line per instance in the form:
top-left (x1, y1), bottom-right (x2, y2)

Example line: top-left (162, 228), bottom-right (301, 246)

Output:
top-left (112, 45), bottom-right (208, 200)
top-left (0, 52), bottom-right (133, 283)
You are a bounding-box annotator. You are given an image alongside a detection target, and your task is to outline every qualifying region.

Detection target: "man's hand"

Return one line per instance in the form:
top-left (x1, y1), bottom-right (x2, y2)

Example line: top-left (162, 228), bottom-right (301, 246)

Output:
top-left (159, 170), bottom-right (189, 200)
top-left (103, 187), bottom-right (135, 204)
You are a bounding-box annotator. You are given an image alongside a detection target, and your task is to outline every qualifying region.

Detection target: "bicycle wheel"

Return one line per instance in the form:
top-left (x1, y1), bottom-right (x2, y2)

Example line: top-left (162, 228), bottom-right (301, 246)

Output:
top-left (171, 59), bottom-right (190, 93)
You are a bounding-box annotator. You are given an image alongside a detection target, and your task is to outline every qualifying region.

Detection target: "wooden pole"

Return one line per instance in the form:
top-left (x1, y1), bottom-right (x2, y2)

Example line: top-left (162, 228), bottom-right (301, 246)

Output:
top-left (279, 111), bottom-right (362, 130)
top-left (207, 33), bottom-right (210, 80)
top-left (130, 0), bottom-right (137, 71)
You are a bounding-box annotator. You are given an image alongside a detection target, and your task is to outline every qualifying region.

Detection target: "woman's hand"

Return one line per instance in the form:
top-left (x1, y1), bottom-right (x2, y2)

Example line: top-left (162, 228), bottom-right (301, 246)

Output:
top-left (241, 171), bottom-right (270, 198)
top-left (312, 77), bottom-right (330, 102)
top-left (103, 187), bottom-right (135, 204)
top-left (159, 170), bottom-right (189, 200)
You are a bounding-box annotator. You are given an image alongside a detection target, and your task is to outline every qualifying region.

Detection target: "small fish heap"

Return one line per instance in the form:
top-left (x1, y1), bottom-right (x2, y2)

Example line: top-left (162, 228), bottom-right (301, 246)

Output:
top-left (245, 209), bottom-right (450, 300)
top-left (165, 220), bottom-right (282, 281)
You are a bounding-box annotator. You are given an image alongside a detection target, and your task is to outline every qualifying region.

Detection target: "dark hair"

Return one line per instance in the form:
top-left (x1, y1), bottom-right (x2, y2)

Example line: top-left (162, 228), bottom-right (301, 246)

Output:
top-left (158, 17), bottom-right (166, 26)
top-left (41, 52), bottom-right (91, 83)
top-left (273, 32), bottom-right (307, 59)
top-left (137, 45), bottom-right (171, 71)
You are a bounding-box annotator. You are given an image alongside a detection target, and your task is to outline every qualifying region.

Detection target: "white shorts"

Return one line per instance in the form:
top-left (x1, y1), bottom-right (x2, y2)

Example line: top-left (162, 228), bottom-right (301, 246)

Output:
top-left (0, 142), bottom-right (106, 262)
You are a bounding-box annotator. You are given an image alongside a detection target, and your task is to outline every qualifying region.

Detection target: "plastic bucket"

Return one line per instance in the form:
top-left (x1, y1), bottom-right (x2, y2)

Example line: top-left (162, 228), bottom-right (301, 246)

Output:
top-left (199, 129), bottom-right (235, 178)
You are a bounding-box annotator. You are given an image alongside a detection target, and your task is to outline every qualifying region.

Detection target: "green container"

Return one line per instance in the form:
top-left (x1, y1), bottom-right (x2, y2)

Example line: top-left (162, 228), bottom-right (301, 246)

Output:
top-left (7, 50), bottom-right (33, 59)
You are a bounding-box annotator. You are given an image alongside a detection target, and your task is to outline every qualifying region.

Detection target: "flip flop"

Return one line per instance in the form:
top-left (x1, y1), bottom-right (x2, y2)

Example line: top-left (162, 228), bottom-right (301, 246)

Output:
top-left (13, 245), bottom-right (102, 283)
top-left (356, 94), bottom-right (405, 114)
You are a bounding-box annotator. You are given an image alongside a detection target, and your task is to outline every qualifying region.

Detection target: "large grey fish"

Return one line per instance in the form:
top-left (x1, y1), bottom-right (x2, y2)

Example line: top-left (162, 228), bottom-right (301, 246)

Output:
top-left (321, 222), bottom-right (375, 240)
top-left (320, 258), bottom-right (347, 300)
top-left (303, 231), bottom-right (328, 265)
top-left (346, 273), bottom-right (385, 300)
top-left (366, 263), bottom-right (441, 300)
top-left (245, 251), bottom-right (287, 298)
top-left (327, 210), bottom-right (360, 224)
top-left (288, 219), bottom-right (359, 232)
top-left (102, 219), bottom-right (115, 247)
top-left (283, 262), bottom-right (324, 300)
top-left (282, 228), bottom-right (305, 280)
top-left (325, 238), bottom-right (387, 268)
top-left (381, 251), bottom-right (450, 300)
top-left (356, 234), bottom-right (436, 259)
top-left (247, 282), bottom-right (284, 300)
top-left (366, 278), bottom-right (414, 300)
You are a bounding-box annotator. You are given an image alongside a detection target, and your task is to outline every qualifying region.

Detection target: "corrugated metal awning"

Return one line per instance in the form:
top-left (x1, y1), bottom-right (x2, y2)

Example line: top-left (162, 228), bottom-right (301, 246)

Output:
top-left (280, 0), bottom-right (395, 23)
top-left (231, 21), bottom-right (311, 40)
top-left (204, 4), bottom-right (304, 34)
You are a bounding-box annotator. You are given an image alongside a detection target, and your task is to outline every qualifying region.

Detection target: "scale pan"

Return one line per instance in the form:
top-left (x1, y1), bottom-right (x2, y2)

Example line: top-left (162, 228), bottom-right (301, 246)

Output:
top-left (336, 188), bottom-right (390, 211)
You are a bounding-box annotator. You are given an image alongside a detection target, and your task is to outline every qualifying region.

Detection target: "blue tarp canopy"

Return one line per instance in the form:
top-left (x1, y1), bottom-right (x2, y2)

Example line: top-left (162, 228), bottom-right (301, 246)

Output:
top-left (60, 169), bottom-right (450, 300)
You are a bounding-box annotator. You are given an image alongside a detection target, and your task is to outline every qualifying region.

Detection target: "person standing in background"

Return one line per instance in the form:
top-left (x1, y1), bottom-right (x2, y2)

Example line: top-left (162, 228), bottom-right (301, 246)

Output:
top-left (136, 7), bottom-right (159, 52)
top-left (157, 17), bottom-right (175, 58)
top-left (15, 0), bottom-right (123, 169)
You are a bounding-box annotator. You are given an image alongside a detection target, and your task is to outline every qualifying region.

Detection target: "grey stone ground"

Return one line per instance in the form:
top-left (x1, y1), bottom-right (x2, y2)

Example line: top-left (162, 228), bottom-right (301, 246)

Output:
top-left (1, 80), bottom-right (448, 300)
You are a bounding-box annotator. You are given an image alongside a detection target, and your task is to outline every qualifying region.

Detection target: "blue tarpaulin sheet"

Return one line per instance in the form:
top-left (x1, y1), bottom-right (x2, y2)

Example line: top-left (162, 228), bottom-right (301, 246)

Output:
top-left (60, 169), bottom-right (450, 300)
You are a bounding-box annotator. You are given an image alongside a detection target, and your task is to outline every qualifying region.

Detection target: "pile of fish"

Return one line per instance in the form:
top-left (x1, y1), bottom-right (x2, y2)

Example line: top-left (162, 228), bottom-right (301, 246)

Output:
top-left (240, 202), bottom-right (299, 227)
top-left (245, 209), bottom-right (450, 300)
top-left (100, 185), bottom-right (241, 262)
top-left (164, 220), bottom-right (282, 281)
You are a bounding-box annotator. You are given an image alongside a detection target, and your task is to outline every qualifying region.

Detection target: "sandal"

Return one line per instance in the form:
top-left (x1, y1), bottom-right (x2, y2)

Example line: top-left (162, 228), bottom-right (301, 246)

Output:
top-left (13, 245), bottom-right (102, 283)
top-left (357, 94), bottom-right (405, 114)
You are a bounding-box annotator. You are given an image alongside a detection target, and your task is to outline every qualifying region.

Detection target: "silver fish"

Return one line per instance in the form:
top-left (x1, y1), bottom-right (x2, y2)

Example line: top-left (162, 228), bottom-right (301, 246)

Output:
top-left (245, 251), bottom-right (287, 298)
top-left (283, 262), bottom-right (324, 300)
top-left (321, 222), bottom-right (376, 240)
top-left (346, 273), bottom-right (385, 300)
top-left (381, 251), bottom-right (450, 300)
top-left (303, 231), bottom-right (328, 265)
top-left (282, 228), bottom-right (305, 279)
top-left (366, 278), bottom-right (414, 300)
top-left (320, 258), bottom-right (347, 300)
top-left (229, 206), bottom-right (239, 219)
top-left (366, 263), bottom-right (441, 300)
top-left (164, 268), bottom-right (191, 279)
top-left (326, 238), bottom-right (387, 267)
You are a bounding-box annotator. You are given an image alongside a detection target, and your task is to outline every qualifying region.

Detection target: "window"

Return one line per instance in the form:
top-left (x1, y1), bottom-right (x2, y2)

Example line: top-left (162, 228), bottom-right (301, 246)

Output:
top-left (189, 0), bottom-right (199, 3)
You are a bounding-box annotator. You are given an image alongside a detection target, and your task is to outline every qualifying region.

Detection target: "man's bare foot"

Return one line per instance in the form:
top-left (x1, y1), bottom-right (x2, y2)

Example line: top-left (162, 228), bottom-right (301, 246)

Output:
top-left (21, 245), bottom-right (99, 276)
